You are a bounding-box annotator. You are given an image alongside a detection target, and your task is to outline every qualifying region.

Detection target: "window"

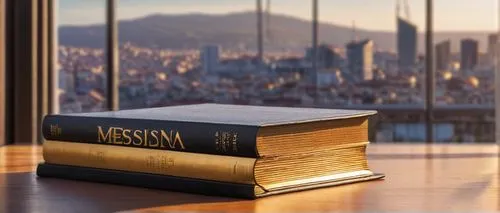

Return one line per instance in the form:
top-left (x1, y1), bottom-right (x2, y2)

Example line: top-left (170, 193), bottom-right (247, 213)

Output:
top-left (58, 0), bottom-right (107, 113)
top-left (54, 0), bottom-right (498, 143)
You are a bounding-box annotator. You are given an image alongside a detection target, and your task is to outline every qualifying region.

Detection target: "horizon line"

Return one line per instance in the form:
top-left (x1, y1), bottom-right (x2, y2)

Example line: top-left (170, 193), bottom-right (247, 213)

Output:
top-left (58, 10), bottom-right (498, 33)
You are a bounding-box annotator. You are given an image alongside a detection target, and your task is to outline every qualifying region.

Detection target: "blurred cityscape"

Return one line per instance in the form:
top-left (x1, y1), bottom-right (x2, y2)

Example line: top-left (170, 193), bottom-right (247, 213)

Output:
top-left (58, 1), bottom-right (498, 143)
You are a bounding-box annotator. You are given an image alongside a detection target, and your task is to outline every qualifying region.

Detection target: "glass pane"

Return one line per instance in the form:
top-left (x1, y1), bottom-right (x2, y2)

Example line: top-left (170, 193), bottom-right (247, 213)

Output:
top-left (58, 0), bottom-right (106, 113)
top-left (435, 0), bottom-right (496, 106)
top-left (117, 0), bottom-right (257, 109)
top-left (433, 0), bottom-right (496, 143)
top-left (57, 0), bottom-right (497, 143)
top-left (312, 0), bottom-right (494, 143)
top-left (313, 1), bottom-right (422, 142)
top-left (434, 0), bottom-right (498, 143)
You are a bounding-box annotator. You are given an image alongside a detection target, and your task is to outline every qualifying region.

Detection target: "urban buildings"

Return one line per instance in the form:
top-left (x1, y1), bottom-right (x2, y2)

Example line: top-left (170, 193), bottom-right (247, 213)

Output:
top-left (397, 17), bottom-right (417, 72)
top-left (346, 39), bottom-right (373, 81)
top-left (435, 40), bottom-right (451, 71)
top-left (314, 44), bottom-right (341, 69)
top-left (201, 45), bottom-right (220, 74)
top-left (487, 33), bottom-right (498, 65)
top-left (460, 39), bottom-right (479, 71)
top-left (55, 42), bottom-right (497, 142)
top-left (316, 69), bottom-right (343, 88)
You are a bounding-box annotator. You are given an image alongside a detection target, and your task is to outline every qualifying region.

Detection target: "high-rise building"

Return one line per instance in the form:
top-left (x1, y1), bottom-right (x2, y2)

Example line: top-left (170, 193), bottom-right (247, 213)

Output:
top-left (397, 17), bottom-right (417, 71)
top-left (460, 39), bottom-right (479, 71)
top-left (435, 40), bottom-right (451, 71)
top-left (487, 33), bottom-right (498, 65)
top-left (318, 45), bottom-right (341, 69)
top-left (306, 44), bottom-right (341, 69)
top-left (59, 70), bottom-right (75, 93)
top-left (201, 45), bottom-right (220, 74)
top-left (346, 39), bottom-right (373, 81)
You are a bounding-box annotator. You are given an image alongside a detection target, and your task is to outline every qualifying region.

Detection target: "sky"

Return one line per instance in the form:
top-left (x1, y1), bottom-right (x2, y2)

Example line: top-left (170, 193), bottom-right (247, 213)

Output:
top-left (59, 0), bottom-right (498, 31)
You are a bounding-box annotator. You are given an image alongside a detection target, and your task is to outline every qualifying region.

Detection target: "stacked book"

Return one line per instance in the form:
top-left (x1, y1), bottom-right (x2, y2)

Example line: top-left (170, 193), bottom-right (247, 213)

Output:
top-left (37, 104), bottom-right (383, 199)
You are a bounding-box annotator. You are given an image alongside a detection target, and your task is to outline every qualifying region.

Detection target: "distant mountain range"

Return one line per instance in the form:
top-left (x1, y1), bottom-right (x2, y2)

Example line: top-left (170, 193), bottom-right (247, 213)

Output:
top-left (59, 11), bottom-right (493, 53)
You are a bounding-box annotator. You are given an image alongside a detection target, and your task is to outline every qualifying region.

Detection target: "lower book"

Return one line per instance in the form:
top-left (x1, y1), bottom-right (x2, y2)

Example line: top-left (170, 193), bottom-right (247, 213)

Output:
top-left (42, 140), bottom-right (379, 191)
top-left (36, 163), bottom-right (385, 199)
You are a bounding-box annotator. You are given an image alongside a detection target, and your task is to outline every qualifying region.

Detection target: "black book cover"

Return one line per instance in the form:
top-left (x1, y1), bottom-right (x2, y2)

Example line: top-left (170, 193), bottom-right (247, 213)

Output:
top-left (42, 104), bottom-right (375, 157)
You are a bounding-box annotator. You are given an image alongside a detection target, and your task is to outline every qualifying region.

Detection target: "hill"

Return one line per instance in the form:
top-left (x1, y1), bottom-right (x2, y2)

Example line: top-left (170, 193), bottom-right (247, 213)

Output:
top-left (59, 11), bottom-right (492, 53)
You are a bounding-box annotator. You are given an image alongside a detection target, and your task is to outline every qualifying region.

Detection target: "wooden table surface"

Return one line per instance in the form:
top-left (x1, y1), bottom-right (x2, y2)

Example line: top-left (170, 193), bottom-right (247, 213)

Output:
top-left (1, 144), bottom-right (499, 213)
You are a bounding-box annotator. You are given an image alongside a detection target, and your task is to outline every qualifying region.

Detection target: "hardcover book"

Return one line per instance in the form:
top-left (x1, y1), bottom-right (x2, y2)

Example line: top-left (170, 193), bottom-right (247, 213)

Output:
top-left (37, 163), bottom-right (384, 199)
top-left (43, 140), bottom-right (373, 190)
top-left (42, 103), bottom-right (376, 157)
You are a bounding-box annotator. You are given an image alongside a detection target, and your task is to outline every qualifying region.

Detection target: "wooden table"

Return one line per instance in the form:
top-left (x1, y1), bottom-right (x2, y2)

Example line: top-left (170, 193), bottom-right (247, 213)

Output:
top-left (1, 144), bottom-right (499, 213)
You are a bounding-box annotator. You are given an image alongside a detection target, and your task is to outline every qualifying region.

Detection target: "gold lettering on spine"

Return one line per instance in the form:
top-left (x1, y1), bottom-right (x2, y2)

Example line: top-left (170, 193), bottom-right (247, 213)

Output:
top-left (50, 125), bottom-right (62, 137)
top-left (174, 132), bottom-right (186, 149)
top-left (133, 130), bottom-right (143, 146)
top-left (112, 127), bottom-right (123, 144)
top-left (145, 154), bottom-right (175, 171)
top-left (214, 131), bottom-right (238, 153)
top-left (160, 130), bottom-right (186, 150)
top-left (160, 130), bottom-right (173, 148)
top-left (150, 130), bottom-right (159, 147)
top-left (87, 148), bottom-right (106, 163)
top-left (232, 132), bottom-right (238, 152)
top-left (123, 129), bottom-right (132, 145)
top-left (96, 126), bottom-right (185, 150)
top-left (97, 126), bottom-right (112, 143)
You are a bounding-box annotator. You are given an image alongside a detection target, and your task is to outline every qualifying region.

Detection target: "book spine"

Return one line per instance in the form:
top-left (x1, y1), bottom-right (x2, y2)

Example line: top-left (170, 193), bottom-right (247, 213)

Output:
top-left (43, 141), bottom-right (257, 184)
top-left (36, 163), bottom-right (257, 199)
top-left (42, 115), bottom-right (259, 157)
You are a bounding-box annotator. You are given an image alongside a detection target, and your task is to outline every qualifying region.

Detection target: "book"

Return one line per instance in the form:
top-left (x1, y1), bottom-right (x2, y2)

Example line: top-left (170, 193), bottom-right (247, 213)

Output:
top-left (43, 140), bottom-right (372, 190)
top-left (36, 163), bottom-right (385, 199)
top-left (42, 103), bottom-right (375, 157)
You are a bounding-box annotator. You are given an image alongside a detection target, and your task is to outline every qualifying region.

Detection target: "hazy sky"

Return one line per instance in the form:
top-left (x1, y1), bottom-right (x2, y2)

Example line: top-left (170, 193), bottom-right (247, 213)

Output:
top-left (59, 0), bottom-right (498, 31)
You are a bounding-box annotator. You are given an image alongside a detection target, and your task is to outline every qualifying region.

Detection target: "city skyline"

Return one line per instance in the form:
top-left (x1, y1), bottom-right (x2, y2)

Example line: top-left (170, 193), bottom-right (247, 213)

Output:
top-left (59, 0), bottom-right (498, 31)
